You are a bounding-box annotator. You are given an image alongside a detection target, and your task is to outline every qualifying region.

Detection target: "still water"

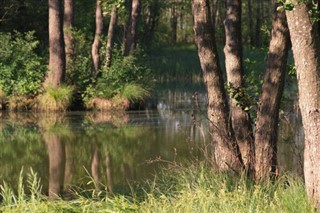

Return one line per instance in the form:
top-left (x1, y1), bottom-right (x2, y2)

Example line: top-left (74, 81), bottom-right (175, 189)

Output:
top-left (0, 89), bottom-right (303, 196)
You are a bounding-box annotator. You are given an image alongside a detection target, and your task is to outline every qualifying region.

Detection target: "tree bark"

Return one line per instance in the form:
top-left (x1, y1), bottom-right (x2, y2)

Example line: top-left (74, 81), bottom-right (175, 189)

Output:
top-left (91, 0), bottom-right (103, 73)
top-left (64, 0), bottom-right (75, 72)
top-left (255, 0), bottom-right (262, 47)
top-left (46, 0), bottom-right (66, 87)
top-left (286, 2), bottom-right (320, 207)
top-left (124, 0), bottom-right (140, 56)
top-left (247, 0), bottom-right (254, 46)
top-left (254, 4), bottom-right (290, 181)
top-left (105, 5), bottom-right (118, 68)
top-left (224, 0), bottom-right (253, 169)
top-left (192, 0), bottom-right (243, 173)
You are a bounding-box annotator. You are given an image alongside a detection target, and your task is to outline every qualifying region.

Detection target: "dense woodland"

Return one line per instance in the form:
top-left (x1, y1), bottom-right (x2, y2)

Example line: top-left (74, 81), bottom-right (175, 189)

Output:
top-left (1, 0), bottom-right (320, 209)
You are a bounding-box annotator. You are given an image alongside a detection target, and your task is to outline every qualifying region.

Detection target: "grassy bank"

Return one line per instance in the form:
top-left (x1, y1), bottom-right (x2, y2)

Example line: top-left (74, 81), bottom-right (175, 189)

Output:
top-left (0, 162), bottom-right (313, 213)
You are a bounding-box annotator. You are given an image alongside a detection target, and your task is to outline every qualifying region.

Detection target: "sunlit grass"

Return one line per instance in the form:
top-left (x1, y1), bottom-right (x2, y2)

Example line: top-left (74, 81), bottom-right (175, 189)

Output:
top-left (0, 162), bottom-right (314, 213)
top-left (37, 85), bottom-right (74, 111)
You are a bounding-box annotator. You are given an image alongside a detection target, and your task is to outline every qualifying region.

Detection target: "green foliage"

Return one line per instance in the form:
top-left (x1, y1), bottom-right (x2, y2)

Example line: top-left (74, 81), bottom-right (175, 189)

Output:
top-left (37, 86), bottom-right (74, 111)
top-left (83, 49), bottom-right (153, 105)
top-left (0, 31), bottom-right (46, 97)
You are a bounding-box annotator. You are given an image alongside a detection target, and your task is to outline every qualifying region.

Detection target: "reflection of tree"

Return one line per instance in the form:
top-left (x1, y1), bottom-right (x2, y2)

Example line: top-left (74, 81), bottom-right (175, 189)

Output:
top-left (43, 131), bottom-right (65, 199)
top-left (91, 144), bottom-right (100, 191)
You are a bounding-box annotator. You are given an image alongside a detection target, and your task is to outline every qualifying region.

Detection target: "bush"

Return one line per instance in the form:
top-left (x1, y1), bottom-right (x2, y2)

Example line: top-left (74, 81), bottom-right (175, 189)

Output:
top-left (0, 31), bottom-right (46, 97)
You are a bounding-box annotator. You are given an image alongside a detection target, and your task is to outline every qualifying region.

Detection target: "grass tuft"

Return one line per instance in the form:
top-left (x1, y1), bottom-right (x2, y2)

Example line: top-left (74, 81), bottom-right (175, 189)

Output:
top-left (37, 85), bottom-right (73, 111)
top-left (121, 83), bottom-right (150, 102)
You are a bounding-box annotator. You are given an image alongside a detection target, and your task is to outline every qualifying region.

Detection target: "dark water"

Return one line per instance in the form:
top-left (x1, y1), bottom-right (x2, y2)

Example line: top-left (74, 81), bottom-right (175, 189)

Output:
top-left (0, 88), bottom-right (303, 196)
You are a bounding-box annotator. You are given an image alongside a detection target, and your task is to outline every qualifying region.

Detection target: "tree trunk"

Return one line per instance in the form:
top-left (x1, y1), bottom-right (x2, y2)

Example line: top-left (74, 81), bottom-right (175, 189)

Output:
top-left (105, 152), bottom-right (114, 195)
top-left (171, 1), bottom-right (178, 44)
top-left (91, 145), bottom-right (100, 190)
top-left (105, 5), bottom-right (118, 68)
top-left (91, 0), bottom-right (103, 73)
top-left (224, 0), bottom-right (253, 169)
top-left (255, 0), bottom-right (262, 47)
top-left (64, 0), bottom-right (75, 72)
top-left (247, 0), bottom-right (254, 46)
top-left (124, 0), bottom-right (140, 56)
top-left (254, 4), bottom-right (290, 181)
top-left (46, 0), bottom-right (66, 87)
top-left (286, 3), bottom-right (320, 207)
top-left (192, 0), bottom-right (243, 173)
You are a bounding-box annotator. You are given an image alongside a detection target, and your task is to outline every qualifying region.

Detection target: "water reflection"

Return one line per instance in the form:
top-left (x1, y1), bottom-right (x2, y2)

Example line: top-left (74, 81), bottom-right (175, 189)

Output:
top-left (0, 109), bottom-right (208, 197)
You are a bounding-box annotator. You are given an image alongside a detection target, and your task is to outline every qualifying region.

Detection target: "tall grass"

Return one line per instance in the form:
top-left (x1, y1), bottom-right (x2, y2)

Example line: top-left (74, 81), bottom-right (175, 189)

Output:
top-left (37, 85), bottom-right (73, 111)
top-left (0, 162), bottom-right (314, 213)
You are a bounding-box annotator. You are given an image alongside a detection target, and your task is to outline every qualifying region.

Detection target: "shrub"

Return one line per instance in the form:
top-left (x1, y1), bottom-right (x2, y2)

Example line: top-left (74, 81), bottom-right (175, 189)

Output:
top-left (0, 31), bottom-right (46, 97)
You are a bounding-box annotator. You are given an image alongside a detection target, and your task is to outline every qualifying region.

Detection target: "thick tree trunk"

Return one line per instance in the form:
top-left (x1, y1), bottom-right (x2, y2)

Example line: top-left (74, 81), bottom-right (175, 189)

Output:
top-left (224, 0), bottom-right (253, 169)
top-left (64, 0), bottom-right (75, 72)
top-left (254, 4), bottom-right (290, 181)
top-left (124, 0), bottom-right (140, 56)
top-left (286, 3), bottom-right (320, 207)
top-left (44, 132), bottom-right (65, 199)
top-left (46, 0), bottom-right (66, 87)
top-left (91, 0), bottom-right (103, 73)
top-left (105, 5), bottom-right (118, 68)
top-left (192, 0), bottom-right (243, 173)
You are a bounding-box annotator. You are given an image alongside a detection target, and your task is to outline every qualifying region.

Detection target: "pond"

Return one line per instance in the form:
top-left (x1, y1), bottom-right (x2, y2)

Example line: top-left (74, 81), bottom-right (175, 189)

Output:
top-left (0, 87), bottom-right (303, 197)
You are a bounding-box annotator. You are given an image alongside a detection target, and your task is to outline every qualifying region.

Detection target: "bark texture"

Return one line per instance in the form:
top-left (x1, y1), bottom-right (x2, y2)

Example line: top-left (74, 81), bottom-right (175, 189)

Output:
top-left (124, 0), bottom-right (140, 56)
top-left (46, 0), bottom-right (66, 87)
top-left (254, 5), bottom-right (290, 181)
top-left (91, 0), bottom-right (103, 73)
top-left (224, 0), bottom-right (253, 168)
top-left (106, 5), bottom-right (118, 68)
top-left (286, 3), bottom-right (320, 207)
top-left (192, 0), bottom-right (243, 172)
top-left (64, 0), bottom-right (75, 71)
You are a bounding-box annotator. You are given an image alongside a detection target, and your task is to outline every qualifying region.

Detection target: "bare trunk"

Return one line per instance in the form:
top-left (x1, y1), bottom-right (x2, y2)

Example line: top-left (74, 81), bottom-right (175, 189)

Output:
top-left (91, 0), bottom-right (103, 73)
top-left (255, 0), bottom-right (262, 47)
top-left (286, 3), bottom-right (320, 207)
top-left (44, 132), bottom-right (65, 199)
top-left (254, 4), bottom-right (290, 181)
top-left (105, 152), bottom-right (113, 195)
top-left (106, 5), bottom-right (118, 68)
top-left (171, 1), bottom-right (178, 44)
top-left (247, 0), bottom-right (254, 46)
top-left (124, 0), bottom-right (140, 56)
top-left (192, 0), bottom-right (243, 173)
top-left (64, 0), bottom-right (75, 72)
top-left (46, 0), bottom-right (66, 87)
top-left (224, 0), bottom-right (253, 169)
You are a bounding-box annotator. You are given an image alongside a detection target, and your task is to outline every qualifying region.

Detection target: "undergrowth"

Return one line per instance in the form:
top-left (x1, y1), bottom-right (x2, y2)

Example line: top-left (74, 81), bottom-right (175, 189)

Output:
top-left (0, 161), bottom-right (314, 213)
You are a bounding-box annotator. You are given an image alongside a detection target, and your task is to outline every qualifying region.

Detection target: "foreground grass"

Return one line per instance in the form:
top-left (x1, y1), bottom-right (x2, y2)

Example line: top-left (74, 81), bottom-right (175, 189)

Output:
top-left (0, 163), bottom-right (314, 213)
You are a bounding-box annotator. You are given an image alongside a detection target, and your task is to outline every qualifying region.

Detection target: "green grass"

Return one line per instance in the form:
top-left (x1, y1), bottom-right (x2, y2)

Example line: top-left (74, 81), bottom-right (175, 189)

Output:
top-left (0, 162), bottom-right (314, 213)
top-left (37, 85), bottom-right (74, 111)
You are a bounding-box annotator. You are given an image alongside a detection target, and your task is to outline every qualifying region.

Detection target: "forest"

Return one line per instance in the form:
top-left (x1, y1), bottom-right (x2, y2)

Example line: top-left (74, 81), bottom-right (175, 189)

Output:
top-left (0, 0), bottom-right (320, 212)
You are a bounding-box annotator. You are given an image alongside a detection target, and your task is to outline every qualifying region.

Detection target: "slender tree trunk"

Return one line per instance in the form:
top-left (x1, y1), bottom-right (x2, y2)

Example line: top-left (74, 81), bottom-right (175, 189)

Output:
top-left (46, 0), bottom-right (66, 87)
top-left (286, 2), bottom-right (320, 207)
top-left (105, 152), bottom-right (114, 195)
top-left (247, 0), bottom-right (254, 46)
top-left (224, 0), bottom-right (253, 169)
top-left (171, 1), bottom-right (178, 44)
top-left (91, 0), bottom-right (103, 73)
top-left (124, 0), bottom-right (140, 56)
top-left (105, 5), bottom-right (118, 68)
top-left (44, 132), bottom-right (65, 199)
top-left (255, 0), bottom-right (262, 47)
top-left (64, 0), bottom-right (75, 72)
top-left (254, 4), bottom-right (290, 181)
top-left (192, 0), bottom-right (243, 173)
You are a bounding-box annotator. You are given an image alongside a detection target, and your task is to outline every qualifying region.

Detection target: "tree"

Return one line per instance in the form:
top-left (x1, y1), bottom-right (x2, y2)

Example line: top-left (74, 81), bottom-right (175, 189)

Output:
top-left (91, 0), bottom-right (104, 73)
top-left (192, 0), bottom-right (243, 173)
top-left (224, 0), bottom-right (253, 168)
top-left (45, 0), bottom-right (66, 87)
top-left (124, 0), bottom-right (141, 56)
top-left (64, 0), bottom-right (75, 71)
top-left (286, 1), bottom-right (320, 207)
top-left (106, 4), bottom-right (118, 68)
top-left (254, 4), bottom-right (290, 181)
